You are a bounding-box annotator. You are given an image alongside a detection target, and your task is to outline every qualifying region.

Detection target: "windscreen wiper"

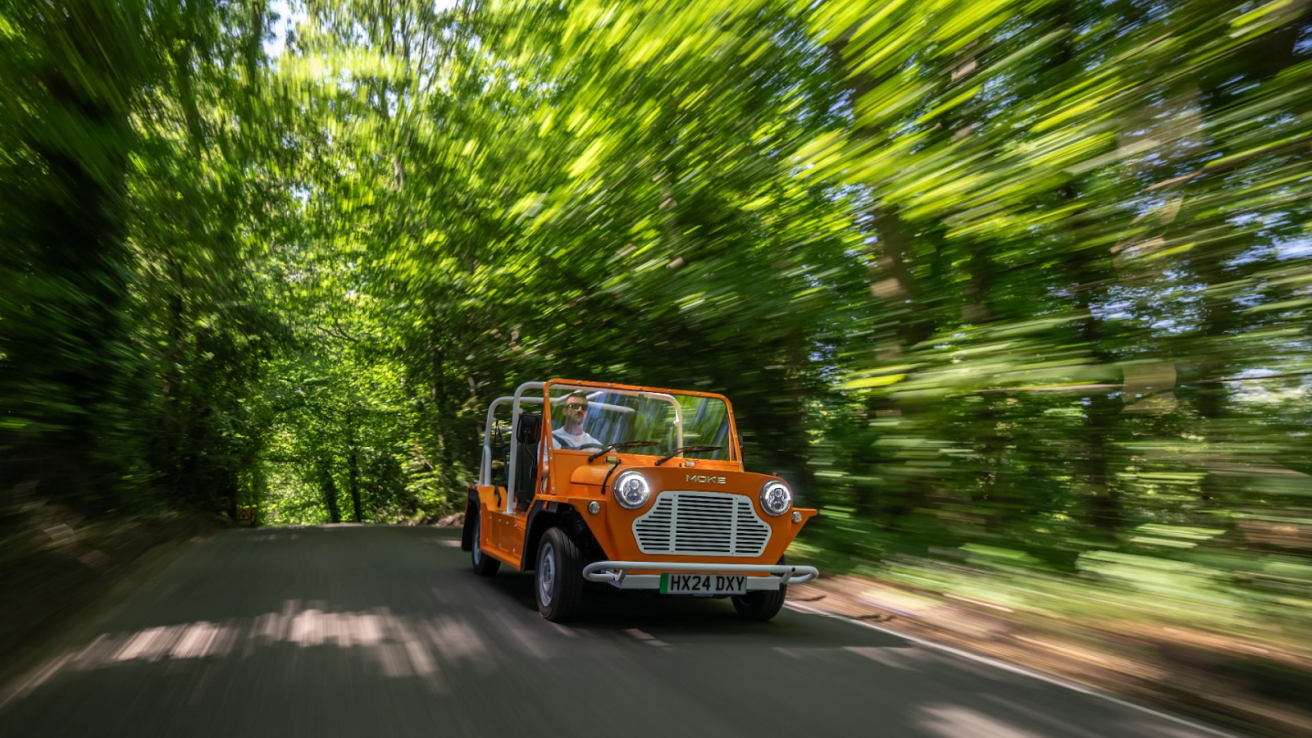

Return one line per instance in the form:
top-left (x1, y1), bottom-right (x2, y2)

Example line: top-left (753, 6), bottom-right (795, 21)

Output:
top-left (588, 440), bottom-right (660, 463)
top-left (654, 445), bottom-right (722, 466)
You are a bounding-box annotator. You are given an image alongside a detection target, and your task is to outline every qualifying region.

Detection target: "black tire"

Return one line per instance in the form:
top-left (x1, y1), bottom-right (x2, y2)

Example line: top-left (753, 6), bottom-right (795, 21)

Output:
top-left (460, 501), bottom-right (476, 551)
top-left (470, 513), bottom-right (500, 577)
top-left (731, 556), bottom-right (788, 621)
top-left (535, 527), bottom-right (584, 622)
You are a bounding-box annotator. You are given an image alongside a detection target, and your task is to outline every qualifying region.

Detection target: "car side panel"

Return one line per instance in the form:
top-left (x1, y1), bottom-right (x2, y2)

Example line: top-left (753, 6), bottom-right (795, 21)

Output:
top-left (473, 484), bottom-right (527, 570)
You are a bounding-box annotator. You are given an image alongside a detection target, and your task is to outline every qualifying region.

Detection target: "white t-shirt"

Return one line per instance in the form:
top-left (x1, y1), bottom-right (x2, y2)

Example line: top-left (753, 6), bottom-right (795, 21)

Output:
top-left (552, 427), bottom-right (601, 450)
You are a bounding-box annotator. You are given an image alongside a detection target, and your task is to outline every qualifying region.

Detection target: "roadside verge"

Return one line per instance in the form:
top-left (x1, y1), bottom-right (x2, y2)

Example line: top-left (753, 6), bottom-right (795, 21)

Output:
top-left (788, 573), bottom-right (1311, 738)
top-left (0, 510), bottom-right (219, 693)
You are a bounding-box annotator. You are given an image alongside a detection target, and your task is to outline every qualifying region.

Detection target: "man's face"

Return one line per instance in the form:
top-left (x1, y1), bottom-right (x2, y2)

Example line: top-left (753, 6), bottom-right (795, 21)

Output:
top-left (565, 398), bottom-right (588, 423)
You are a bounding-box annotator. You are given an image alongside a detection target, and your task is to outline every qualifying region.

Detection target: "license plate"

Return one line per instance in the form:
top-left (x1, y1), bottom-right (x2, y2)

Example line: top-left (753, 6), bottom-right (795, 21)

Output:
top-left (660, 573), bottom-right (747, 595)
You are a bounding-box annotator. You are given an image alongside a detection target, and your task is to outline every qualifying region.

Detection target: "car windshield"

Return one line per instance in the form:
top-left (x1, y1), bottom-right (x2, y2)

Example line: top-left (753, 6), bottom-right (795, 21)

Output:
top-left (546, 385), bottom-right (733, 461)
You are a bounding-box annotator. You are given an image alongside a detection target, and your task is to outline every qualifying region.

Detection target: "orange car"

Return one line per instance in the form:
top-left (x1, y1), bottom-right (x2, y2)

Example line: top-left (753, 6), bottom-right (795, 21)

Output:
top-left (461, 379), bottom-right (818, 622)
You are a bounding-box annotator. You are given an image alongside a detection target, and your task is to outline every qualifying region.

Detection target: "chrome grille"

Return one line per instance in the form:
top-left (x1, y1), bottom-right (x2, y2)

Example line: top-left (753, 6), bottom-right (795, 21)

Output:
top-left (633, 491), bottom-right (771, 556)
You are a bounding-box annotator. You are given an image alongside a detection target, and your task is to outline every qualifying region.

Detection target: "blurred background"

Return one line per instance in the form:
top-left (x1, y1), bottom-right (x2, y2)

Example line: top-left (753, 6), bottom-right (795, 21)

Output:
top-left (1, 0), bottom-right (1310, 732)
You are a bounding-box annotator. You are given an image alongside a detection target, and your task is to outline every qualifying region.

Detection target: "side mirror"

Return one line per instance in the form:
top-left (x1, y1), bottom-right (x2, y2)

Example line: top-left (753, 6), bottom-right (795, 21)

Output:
top-left (516, 413), bottom-right (541, 446)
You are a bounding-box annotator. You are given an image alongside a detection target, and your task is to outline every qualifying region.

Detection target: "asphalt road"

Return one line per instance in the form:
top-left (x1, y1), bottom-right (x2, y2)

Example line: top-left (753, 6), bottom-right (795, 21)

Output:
top-left (0, 526), bottom-right (1227, 738)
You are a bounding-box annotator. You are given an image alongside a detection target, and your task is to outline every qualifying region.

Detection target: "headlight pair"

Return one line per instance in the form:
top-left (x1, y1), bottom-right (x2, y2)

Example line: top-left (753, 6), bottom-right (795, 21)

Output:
top-left (612, 472), bottom-right (793, 516)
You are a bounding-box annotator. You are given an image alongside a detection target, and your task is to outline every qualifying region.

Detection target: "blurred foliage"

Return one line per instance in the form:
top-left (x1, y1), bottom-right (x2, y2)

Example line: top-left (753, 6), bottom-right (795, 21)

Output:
top-left (2, 0), bottom-right (1311, 641)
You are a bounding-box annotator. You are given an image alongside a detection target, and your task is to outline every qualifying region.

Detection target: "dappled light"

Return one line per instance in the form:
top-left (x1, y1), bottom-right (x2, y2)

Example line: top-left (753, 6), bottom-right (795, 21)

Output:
top-left (12, 601), bottom-right (487, 695)
top-left (0, 528), bottom-right (1221, 737)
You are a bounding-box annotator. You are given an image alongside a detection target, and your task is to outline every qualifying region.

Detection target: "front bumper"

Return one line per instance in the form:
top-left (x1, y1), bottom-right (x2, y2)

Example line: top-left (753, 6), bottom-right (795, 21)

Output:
top-left (582, 560), bottom-right (819, 591)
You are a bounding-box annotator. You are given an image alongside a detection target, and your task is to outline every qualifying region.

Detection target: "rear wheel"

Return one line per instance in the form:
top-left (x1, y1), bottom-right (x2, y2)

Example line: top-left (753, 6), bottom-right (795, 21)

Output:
top-left (535, 527), bottom-right (584, 622)
top-left (470, 514), bottom-right (500, 576)
top-left (732, 556), bottom-right (788, 621)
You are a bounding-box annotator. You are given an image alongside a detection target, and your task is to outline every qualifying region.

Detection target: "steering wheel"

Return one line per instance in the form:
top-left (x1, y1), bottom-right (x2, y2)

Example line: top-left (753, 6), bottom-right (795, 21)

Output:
top-left (578, 442), bottom-right (605, 451)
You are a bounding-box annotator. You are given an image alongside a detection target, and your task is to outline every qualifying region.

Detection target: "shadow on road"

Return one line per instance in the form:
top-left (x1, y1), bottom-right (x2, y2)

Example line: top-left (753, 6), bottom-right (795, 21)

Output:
top-left (479, 566), bottom-right (909, 649)
top-left (0, 526), bottom-right (1216, 738)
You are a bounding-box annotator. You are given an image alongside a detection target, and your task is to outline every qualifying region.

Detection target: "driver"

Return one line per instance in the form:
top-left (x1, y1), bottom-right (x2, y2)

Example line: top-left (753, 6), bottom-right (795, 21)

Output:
top-left (552, 391), bottom-right (602, 450)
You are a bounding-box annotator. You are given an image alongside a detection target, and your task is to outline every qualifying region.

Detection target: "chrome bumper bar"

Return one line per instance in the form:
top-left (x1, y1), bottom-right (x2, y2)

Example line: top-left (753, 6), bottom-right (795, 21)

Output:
top-left (582, 561), bottom-right (819, 591)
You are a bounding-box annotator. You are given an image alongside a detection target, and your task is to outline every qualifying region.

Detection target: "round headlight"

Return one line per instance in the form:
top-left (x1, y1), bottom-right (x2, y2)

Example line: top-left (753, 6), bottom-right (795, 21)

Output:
top-left (613, 471), bottom-right (651, 509)
top-left (760, 480), bottom-right (792, 516)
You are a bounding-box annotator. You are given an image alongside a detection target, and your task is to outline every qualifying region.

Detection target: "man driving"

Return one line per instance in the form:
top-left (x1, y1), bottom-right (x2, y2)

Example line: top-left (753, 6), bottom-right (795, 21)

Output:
top-left (552, 390), bottom-right (602, 450)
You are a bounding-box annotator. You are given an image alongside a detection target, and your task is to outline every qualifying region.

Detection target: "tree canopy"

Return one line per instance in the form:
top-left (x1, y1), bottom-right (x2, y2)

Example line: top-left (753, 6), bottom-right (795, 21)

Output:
top-left (2, 0), bottom-right (1311, 631)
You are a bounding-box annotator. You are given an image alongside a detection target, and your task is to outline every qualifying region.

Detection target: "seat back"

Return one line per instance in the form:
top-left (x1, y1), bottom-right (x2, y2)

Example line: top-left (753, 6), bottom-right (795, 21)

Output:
top-left (514, 413), bottom-right (542, 509)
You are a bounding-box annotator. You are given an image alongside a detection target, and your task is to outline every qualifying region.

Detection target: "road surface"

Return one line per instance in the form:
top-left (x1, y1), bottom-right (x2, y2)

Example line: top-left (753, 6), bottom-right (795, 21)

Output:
top-left (0, 526), bottom-right (1227, 737)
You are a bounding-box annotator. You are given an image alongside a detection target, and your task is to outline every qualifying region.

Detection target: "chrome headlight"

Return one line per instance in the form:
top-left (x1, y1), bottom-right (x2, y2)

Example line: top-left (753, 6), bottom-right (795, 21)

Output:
top-left (760, 480), bottom-right (792, 516)
top-left (613, 471), bottom-right (651, 509)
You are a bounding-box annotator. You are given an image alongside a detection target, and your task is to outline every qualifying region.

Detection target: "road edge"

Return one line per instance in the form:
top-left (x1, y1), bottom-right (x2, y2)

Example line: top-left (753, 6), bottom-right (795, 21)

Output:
top-left (784, 600), bottom-right (1242, 738)
top-left (0, 528), bottom-right (217, 710)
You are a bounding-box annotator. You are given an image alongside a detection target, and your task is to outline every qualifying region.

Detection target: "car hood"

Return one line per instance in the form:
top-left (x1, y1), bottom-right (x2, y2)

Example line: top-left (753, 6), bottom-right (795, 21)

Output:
top-left (568, 463), bottom-right (775, 493)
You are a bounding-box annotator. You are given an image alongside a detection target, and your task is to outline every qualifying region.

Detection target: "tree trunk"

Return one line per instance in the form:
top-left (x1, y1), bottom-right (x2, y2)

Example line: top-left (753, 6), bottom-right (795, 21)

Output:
top-left (1180, 4), bottom-right (1309, 507)
top-left (317, 457), bottom-right (341, 524)
top-left (348, 444), bottom-right (363, 523)
top-left (0, 2), bottom-right (144, 513)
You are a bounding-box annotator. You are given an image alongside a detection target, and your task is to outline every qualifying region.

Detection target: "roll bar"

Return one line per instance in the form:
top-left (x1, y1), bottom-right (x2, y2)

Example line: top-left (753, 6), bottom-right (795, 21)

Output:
top-left (479, 381), bottom-right (696, 514)
top-left (480, 381), bottom-right (545, 513)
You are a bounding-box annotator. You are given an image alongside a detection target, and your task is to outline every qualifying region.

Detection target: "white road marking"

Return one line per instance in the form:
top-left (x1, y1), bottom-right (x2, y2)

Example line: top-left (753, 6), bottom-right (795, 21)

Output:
top-left (783, 601), bottom-right (1239, 738)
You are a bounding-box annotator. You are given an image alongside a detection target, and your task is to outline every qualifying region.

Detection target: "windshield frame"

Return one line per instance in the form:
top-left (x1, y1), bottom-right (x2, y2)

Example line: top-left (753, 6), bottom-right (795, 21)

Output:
top-left (542, 378), bottom-right (740, 463)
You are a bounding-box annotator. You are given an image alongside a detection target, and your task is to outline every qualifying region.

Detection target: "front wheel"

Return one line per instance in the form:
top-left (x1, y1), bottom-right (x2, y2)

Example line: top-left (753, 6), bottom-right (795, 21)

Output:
top-left (471, 514), bottom-right (500, 576)
top-left (535, 528), bottom-right (584, 622)
top-left (731, 556), bottom-right (788, 621)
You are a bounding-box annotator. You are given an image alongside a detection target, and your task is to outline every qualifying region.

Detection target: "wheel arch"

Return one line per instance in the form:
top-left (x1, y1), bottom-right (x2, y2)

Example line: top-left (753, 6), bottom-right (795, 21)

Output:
top-left (520, 500), bottom-right (566, 570)
top-left (461, 485), bottom-right (478, 552)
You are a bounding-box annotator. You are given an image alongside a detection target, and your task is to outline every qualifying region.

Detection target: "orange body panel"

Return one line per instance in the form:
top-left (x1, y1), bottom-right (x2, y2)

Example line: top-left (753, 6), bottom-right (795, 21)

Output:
top-left (473, 490), bottom-right (525, 567)
top-left (474, 378), bottom-right (816, 572)
top-left (552, 460), bottom-right (817, 572)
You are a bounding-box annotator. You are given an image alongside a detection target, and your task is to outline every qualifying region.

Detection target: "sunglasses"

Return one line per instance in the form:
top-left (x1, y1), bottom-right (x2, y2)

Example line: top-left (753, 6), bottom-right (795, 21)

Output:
top-left (565, 403), bottom-right (588, 411)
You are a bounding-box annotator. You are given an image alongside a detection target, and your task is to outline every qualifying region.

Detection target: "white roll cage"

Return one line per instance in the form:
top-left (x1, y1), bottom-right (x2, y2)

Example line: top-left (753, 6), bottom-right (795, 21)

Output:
top-left (480, 381), bottom-right (692, 514)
